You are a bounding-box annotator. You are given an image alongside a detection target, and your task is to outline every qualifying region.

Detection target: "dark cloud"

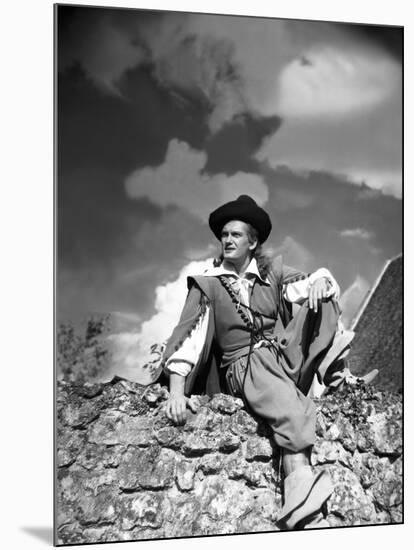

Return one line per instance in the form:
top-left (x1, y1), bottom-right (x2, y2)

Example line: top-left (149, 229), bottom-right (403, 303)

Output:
top-left (204, 113), bottom-right (282, 174)
top-left (56, 6), bottom-right (402, 331)
top-left (262, 167), bottom-right (402, 292)
top-left (350, 24), bottom-right (403, 61)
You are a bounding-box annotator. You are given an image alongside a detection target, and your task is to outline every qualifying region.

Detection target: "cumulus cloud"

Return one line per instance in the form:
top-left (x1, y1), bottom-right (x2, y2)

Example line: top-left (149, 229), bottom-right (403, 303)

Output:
top-left (274, 44), bottom-right (399, 120)
top-left (61, 9), bottom-right (402, 195)
top-left (339, 275), bottom-right (370, 328)
top-left (340, 228), bottom-right (373, 240)
top-left (267, 236), bottom-right (313, 272)
top-left (256, 90), bottom-right (402, 197)
top-left (103, 258), bottom-right (214, 380)
top-left (150, 15), bottom-right (402, 196)
top-left (59, 13), bottom-right (147, 92)
top-left (124, 139), bottom-right (269, 220)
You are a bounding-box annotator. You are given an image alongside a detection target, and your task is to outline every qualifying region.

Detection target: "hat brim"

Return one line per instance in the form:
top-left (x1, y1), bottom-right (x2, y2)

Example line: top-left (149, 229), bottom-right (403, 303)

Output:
top-left (208, 198), bottom-right (272, 244)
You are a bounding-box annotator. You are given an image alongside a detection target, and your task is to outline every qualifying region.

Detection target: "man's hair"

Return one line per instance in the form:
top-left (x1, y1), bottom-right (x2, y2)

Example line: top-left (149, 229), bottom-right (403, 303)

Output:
top-left (213, 222), bottom-right (272, 279)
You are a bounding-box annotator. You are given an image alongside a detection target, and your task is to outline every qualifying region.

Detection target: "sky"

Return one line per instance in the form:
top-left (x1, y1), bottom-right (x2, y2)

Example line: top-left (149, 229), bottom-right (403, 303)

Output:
top-left (56, 5), bottom-right (402, 367)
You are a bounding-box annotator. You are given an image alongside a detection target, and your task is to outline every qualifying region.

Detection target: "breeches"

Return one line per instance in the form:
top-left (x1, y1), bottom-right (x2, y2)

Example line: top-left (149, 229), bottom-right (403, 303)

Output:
top-left (226, 346), bottom-right (316, 452)
top-left (225, 299), bottom-right (340, 453)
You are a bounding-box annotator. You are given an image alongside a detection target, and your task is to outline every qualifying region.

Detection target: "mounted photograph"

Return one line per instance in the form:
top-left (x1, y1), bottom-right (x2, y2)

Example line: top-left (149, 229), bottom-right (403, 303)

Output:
top-left (55, 3), bottom-right (403, 545)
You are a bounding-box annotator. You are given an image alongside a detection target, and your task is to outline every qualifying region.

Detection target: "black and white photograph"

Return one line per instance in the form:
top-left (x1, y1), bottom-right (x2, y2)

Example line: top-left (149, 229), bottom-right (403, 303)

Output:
top-left (53, 1), bottom-right (403, 546)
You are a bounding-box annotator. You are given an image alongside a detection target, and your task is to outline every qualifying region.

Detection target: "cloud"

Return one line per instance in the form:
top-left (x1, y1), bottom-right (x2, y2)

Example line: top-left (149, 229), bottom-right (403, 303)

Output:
top-left (275, 44), bottom-right (399, 120)
top-left (147, 16), bottom-right (402, 197)
top-left (339, 275), bottom-right (370, 328)
top-left (256, 90), bottom-right (402, 197)
top-left (60, 11), bottom-right (402, 198)
top-left (124, 139), bottom-right (269, 220)
top-left (340, 228), bottom-right (373, 240)
top-left (267, 236), bottom-right (313, 272)
top-left (103, 258), bottom-right (214, 379)
top-left (59, 12), bottom-right (147, 92)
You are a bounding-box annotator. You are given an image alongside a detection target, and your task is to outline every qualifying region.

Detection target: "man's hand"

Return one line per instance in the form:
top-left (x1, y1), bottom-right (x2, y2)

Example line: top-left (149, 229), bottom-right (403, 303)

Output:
top-left (165, 394), bottom-right (198, 425)
top-left (308, 277), bottom-right (330, 312)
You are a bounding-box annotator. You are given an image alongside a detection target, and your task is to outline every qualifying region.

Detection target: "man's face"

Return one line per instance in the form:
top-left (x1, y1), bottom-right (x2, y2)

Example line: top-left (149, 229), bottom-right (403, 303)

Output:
top-left (221, 220), bottom-right (257, 266)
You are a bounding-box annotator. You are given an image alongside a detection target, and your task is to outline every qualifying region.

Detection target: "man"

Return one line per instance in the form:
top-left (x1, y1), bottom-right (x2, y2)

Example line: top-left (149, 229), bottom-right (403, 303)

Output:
top-left (159, 195), bottom-right (376, 530)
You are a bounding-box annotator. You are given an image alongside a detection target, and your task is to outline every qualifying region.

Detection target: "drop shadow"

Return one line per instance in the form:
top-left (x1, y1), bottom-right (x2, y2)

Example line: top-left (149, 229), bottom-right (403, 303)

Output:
top-left (21, 526), bottom-right (54, 545)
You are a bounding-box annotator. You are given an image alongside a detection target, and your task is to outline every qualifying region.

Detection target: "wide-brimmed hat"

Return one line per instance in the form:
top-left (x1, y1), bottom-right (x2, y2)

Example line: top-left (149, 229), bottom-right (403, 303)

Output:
top-left (208, 195), bottom-right (272, 244)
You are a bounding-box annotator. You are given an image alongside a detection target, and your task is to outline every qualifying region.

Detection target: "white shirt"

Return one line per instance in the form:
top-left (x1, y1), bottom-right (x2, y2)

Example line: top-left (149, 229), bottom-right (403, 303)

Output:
top-left (165, 259), bottom-right (339, 377)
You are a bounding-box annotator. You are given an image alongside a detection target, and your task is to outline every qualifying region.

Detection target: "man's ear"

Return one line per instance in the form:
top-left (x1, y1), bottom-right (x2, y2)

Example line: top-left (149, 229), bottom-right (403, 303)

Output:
top-left (249, 240), bottom-right (258, 251)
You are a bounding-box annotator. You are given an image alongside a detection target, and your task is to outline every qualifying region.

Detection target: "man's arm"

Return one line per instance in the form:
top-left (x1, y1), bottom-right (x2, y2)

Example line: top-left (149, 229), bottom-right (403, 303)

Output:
top-left (163, 302), bottom-right (210, 424)
top-left (283, 265), bottom-right (340, 312)
top-left (165, 372), bottom-right (197, 424)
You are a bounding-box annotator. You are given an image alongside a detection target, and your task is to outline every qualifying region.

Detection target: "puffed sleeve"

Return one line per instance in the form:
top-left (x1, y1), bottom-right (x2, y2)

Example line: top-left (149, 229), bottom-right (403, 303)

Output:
top-left (283, 266), bottom-right (340, 304)
top-left (164, 306), bottom-right (210, 376)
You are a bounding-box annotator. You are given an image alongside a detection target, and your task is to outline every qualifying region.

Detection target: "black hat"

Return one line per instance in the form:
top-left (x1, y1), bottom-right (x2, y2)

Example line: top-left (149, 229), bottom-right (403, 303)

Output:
top-left (208, 195), bottom-right (272, 244)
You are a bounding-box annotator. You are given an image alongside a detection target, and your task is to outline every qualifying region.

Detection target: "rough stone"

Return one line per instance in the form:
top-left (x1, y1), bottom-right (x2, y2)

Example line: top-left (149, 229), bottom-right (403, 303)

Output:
top-left (56, 379), bottom-right (402, 544)
top-left (312, 439), bottom-right (352, 467)
top-left (176, 459), bottom-right (197, 491)
top-left (154, 426), bottom-right (184, 449)
top-left (199, 453), bottom-right (225, 475)
top-left (183, 406), bottom-right (222, 432)
top-left (229, 409), bottom-right (259, 439)
top-left (60, 398), bottom-right (102, 428)
top-left (209, 394), bottom-right (244, 415)
top-left (182, 433), bottom-right (215, 456)
top-left (245, 436), bottom-right (273, 461)
top-left (76, 443), bottom-right (125, 470)
top-left (76, 489), bottom-right (117, 525)
top-left (118, 446), bottom-right (175, 490)
top-left (119, 493), bottom-right (164, 530)
top-left (88, 413), bottom-right (154, 446)
top-left (142, 384), bottom-right (169, 406)
top-left (57, 430), bottom-right (86, 467)
top-left (325, 465), bottom-right (376, 525)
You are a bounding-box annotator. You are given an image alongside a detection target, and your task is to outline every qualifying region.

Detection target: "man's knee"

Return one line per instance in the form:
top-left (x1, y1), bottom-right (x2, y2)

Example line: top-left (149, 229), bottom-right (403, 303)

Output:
top-left (274, 411), bottom-right (316, 452)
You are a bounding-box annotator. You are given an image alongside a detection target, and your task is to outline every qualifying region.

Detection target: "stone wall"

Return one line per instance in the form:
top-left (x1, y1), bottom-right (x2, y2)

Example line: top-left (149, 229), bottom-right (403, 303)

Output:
top-left (56, 378), bottom-right (402, 545)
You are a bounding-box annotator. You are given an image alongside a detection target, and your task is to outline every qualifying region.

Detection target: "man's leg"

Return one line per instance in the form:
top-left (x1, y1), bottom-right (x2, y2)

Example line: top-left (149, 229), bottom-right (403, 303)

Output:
top-left (230, 349), bottom-right (333, 530)
top-left (279, 448), bottom-right (331, 530)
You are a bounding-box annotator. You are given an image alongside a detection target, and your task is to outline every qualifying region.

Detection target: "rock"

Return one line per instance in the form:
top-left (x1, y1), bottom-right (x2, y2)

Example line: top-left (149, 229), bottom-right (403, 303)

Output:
top-left (119, 493), bottom-right (164, 530)
top-left (312, 439), bottom-right (352, 467)
top-left (76, 443), bottom-right (124, 470)
top-left (76, 489), bottom-right (117, 525)
top-left (57, 430), bottom-right (86, 467)
top-left (154, 426), bottom-right (184, 449)
top-left (183, 406), bottom-right (222, 432)
top-left (335, 414), bottom-right (357, 452)
top-left (325, 465), bottom-right (376, 525)
top-left (229, 409), bottom-right (259, 439)
top-left (73, 382), bottom-right (104, 399)
top-left (182, 433), bottom-right (215, 456)
top-left (162, 495), bottom-right (201, 537)
top-left (209, 394), bottom-right (244, 415)
top-left (217, 433), bottom-right (241, 453)
top-left (60, 398), bottom-right (102, 428)
top-left (56, 379), bottom-right (402, 544)
top-left (142, 384), bottom-right (169, 405)
top-left (176, 459), bottom-right (197, 491)
top-left (245, 436), bottom-right (273, 461)
top-left (118, 447), bottom-right (175, 490)
top-left (369, 411), bottom-right (402, 455)
top-left (88, 413), bottom-right (154, 446)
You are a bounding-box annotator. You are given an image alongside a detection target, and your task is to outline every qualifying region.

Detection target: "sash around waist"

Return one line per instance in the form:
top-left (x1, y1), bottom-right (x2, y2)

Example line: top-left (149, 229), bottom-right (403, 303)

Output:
top-left (220, 337), bottom-right (280, 369)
